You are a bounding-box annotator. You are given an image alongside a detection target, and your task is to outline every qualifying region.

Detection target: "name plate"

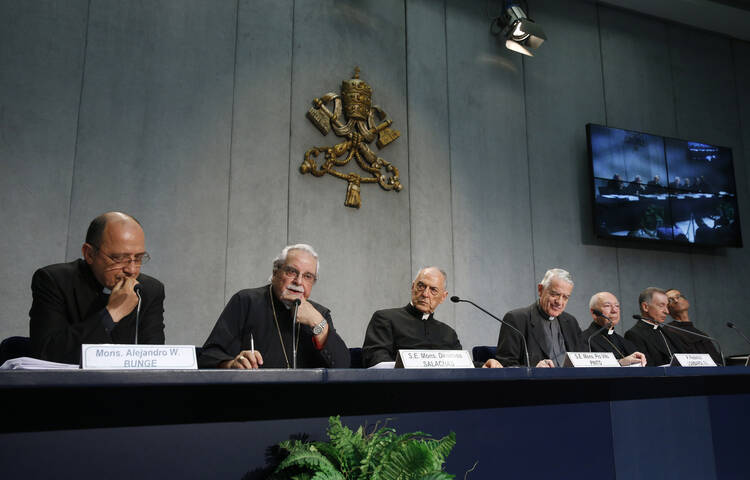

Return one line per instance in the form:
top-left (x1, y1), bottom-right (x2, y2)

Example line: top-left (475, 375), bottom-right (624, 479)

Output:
top-left (564, 351), bottom-right (620, 368)
top-left (81, 344), bottom-right (198, 370)
top-left (670, 353), bottom-right (717, 367)
top-left (395, 349), bottom-right (474, 369)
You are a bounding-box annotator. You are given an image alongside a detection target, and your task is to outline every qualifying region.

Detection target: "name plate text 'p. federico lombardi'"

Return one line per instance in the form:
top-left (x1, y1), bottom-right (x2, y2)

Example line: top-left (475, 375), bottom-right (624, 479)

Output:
top-left (670, 353), bottom-right (717, 367)
top-left (81, 345), bottom-right (198, 370)
top-left (395, 349), bottom-right (474, 369)
top-left (564, 351), bottom-right (621, 368)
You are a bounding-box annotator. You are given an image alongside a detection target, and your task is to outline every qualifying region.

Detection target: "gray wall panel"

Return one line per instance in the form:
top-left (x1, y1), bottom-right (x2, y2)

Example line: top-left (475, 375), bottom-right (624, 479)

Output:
top-left (224, 0), bottom-right (293, 307)
top-left (670, 26), bottom-right (749, 357)
top-left (598, 6), bottom-right (694, 335)
top-left (67, 0), bottom-right (237, 344)
top-left (446, 0), bottom-right (534, 350)
top-left (288, 0), bottom-right (411, 347)
top-left (406, 0), bottom-right (455, 325)
top-left (525, 0), bottom-right (616, 327)
top-left (2, 0), bottom-right (749, 359)
top-left (0, 1), bottom-right (87, 336)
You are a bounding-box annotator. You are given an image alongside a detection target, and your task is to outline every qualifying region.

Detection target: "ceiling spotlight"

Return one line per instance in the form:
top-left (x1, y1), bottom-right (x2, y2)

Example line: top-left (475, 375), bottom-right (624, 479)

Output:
top-left (491, 2), bottom-right (547, 57)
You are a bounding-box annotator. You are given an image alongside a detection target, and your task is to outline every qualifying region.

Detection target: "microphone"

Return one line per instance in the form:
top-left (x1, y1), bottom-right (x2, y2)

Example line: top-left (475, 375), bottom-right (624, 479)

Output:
top-left (291, 298), bottom-right (301, 369)
top-left (726, 322), bottom-right (750, 366)
top-left (451, 296), bottom-right (530, 368)
top-left (660, 321), bottom-right (725, 366)
top-left (133, 284), bottom-right (142, 345)
top-left (587, 309), bottom-right (612, 352)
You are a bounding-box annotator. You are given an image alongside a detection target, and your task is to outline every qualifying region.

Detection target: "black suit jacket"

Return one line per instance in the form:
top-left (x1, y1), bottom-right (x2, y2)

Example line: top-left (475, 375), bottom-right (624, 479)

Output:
top-left (495, 303), bottom-right (584, 367)
top-left (29, 259), bottom-right (165, 364)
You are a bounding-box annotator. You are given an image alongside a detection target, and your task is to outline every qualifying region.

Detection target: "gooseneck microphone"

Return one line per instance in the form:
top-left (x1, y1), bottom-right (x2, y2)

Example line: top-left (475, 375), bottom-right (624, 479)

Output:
top-left (292, 298), bottom-right (301, 369)
top-left (726, 322), bottom-right (750, 366)
top-left (133, 284), bottom-right (142, 345)
top-left (451, 296), bottom-right (530, 368)
top-left (587, 309), bottom-right (612, 353)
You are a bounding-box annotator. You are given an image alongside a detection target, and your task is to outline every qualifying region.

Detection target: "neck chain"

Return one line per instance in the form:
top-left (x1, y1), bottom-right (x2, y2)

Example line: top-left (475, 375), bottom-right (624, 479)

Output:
top-left (600, 333), bottom-right (625, 359)
top-left (269, 285), bottom-right (300, 369)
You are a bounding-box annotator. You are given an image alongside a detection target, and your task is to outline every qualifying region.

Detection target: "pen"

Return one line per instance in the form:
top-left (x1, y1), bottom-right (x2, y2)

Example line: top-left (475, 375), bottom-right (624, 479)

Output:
top-left (250, 333), bottom-right (255, 358)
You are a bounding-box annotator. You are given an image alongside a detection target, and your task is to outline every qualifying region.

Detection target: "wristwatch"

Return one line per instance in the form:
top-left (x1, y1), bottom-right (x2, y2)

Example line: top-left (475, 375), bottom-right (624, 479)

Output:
top-left (312, 318), bottom-right (327, 335)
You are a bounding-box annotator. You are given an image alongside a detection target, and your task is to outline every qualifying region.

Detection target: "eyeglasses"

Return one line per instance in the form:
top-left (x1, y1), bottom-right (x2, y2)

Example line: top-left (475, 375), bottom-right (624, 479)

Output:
top-left (280, 265), bottom-right (317, 283)
top-left (92, 245), bottom-right (151, 266)
top-left (667, 294), bottom-right (686, 304)
top-left (414, 281), bottom-right (442, 297)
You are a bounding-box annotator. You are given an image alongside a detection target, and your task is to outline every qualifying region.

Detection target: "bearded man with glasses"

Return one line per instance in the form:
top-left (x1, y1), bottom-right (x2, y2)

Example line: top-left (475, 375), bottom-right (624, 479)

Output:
top-left (30, 212), bottom-right (164, 363)
top-left (199, 244), bottom-right (350, 369)
top-left (362, 267), bottom-right (501, 368)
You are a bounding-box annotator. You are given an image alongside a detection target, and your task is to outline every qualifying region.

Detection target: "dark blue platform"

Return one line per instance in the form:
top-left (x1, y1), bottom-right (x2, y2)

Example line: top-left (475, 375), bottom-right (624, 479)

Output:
top-left (1, 367), bottom-right (748, 479)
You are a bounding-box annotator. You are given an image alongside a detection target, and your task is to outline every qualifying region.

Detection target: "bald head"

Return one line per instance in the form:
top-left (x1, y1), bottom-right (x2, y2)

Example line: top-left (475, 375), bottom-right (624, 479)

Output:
top-left (86, 212), bottom-right (142, 247)
top-left (589, 291), bottom-right (621, 327)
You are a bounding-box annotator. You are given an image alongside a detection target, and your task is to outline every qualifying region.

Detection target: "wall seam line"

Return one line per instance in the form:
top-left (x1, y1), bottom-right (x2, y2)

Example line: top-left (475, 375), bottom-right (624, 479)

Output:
top-left (223, 0), bottom-right (241, 303)
top-left (66, 0), bottom-right (92, 260)
top-left (286, 0), bottom-right (296, 245)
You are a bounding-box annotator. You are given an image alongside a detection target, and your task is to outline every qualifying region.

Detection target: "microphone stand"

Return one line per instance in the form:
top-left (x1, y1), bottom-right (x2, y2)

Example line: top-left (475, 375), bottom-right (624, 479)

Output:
top-left (632, 314), bottom-right (674, 365)
top-left (291, 299), bottom-right (300, 369)
top-left (134, 285), bottom-right (142, 345)
top-left (587, 311), bottom-right (612, 353)
top-left (451, 296), bottom-right (530, 370)
top-left (660, 321), bottom-right (725, 367)
top-left (726, 322), bottom-right (750, 366)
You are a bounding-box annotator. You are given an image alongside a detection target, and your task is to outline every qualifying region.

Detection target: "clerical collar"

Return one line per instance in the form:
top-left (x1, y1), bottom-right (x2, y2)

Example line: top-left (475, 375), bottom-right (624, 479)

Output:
top-left (407, 303), bottom-right (432, 321)
top-left (103, 287), bottom-right (111, 295)
top-left (607, 327), bottom-right (614, 335)
top-left (640, 318), bottom-right (659, 330)
top-left (536, 302), bottom-right (555, 321)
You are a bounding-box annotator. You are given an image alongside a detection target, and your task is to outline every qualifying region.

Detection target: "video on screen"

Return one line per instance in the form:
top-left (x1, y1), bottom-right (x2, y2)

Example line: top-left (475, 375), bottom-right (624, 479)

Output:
top-left (588, 124), bottom-right (741, 247)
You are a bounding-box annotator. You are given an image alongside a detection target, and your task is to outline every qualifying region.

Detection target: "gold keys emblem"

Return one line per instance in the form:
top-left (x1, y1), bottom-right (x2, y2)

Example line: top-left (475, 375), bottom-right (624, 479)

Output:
top-left (301, 67), bottom-right (402, 208)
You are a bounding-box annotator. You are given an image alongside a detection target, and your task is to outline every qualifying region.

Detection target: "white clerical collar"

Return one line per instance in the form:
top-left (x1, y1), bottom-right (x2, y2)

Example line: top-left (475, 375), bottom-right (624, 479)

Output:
top-left (607, 327), bottom-right (615, 335)
top-left (103, 287), bottom-right (111, 295)
top-left (409, 302), bottom-right (431, 321)
top-left (639, 318), bottom-right (659, 330)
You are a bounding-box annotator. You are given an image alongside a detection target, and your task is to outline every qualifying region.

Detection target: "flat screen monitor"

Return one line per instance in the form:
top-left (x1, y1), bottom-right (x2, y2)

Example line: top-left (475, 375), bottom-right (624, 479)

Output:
top-left (587, 123), bottom-right (742, 247)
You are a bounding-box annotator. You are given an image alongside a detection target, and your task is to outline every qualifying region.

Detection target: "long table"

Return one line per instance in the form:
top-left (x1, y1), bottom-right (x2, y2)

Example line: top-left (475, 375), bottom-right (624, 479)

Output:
top-left (1, 367), bottom-right (749, 479)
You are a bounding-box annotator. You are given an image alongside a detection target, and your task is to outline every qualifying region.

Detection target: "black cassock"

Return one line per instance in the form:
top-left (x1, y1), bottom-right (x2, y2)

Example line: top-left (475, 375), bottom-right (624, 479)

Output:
top-left (362, 304), bottom-right (462, 367)
top-left (199, 285), bottom-right (350, 369)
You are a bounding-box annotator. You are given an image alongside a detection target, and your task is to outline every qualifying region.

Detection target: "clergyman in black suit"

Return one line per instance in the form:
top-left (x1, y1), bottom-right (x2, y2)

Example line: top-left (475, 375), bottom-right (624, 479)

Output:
top-left (580, 291), bottom-right (646, 366)
top-left (495, 268), bottom-right (584, 367)
top-left (29, 212), bottom-right (165, 364)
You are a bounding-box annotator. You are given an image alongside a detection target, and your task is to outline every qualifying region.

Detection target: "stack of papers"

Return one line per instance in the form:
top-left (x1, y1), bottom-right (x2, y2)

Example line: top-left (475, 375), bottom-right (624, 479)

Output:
top-left (0, 357), bottom-right (79, 370)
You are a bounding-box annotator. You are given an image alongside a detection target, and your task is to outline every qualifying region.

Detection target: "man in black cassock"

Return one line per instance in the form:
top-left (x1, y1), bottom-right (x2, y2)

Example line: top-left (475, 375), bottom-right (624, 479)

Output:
top-left (665, 288), bottom-right (722, 365)
top-left (362, 267), bottom-right (501, 368)
top-left (580, 292), bottom-right (646, 366)
top-left (625, 287), bottom-right (687, 366)
top-left (29, 212), bottom-right (164, 364)
top-left (199, 244), bottom-right (350, 369)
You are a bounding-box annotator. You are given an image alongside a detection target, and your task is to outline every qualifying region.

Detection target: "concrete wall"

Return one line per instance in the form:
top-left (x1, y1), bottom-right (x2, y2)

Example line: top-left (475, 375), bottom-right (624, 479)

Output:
top-left (2, 0), bottom-right (749, 357)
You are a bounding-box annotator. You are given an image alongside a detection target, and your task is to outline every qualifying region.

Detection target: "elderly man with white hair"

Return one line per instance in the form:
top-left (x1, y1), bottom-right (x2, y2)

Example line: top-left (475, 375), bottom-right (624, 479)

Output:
top-left (199, 244), bottom-right (350, 369)
top-left (362, 266), bottom-right (502, 368)
top-left (495, 268), bottom-right (585, 367)
top-left (580, 292), bottom-right (646, 366)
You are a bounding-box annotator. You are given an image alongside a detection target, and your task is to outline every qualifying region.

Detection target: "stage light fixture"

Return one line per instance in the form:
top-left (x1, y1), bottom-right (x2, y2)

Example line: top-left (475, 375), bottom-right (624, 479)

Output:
top-left (491, 2), bottom-right (546, 57)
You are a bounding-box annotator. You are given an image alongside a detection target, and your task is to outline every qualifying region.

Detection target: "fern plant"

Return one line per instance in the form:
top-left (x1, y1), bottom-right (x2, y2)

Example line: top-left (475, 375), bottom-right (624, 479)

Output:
top-left (268, 416), bottom-right (456, 480)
